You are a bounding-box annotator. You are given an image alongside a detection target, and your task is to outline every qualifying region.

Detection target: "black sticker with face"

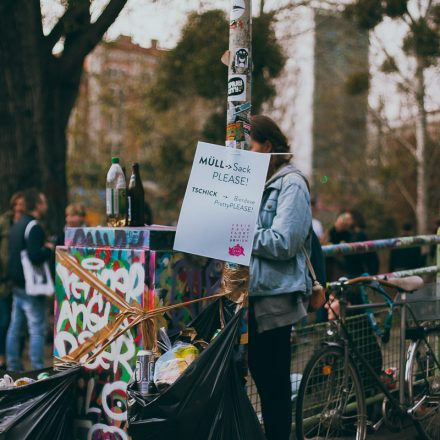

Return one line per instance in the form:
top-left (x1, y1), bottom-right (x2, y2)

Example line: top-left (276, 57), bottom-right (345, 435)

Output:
top-left (228, 76), bottom-right (245, 98)
top-left (234, 48), bottom-right (249, 70)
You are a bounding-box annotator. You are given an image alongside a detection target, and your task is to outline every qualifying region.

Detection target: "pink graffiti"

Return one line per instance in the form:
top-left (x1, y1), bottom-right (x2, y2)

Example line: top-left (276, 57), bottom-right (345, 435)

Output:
top-left (228, 244), bottom-right (245, 257)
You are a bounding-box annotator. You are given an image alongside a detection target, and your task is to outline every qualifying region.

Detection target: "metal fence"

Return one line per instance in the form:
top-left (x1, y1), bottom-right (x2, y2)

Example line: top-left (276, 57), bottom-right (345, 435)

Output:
top-left (246, 233), bottom-right (440, 425)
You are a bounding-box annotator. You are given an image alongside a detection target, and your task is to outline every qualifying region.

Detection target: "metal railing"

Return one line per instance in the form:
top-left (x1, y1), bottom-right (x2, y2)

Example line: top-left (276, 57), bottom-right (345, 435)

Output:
top-left (247, 232), bottom-right (440, 425)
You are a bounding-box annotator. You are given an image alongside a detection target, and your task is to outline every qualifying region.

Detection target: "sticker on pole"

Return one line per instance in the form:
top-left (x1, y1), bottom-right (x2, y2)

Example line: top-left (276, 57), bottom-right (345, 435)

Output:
top-left (230, 0), bottom-right (245, 21)
top-left (174, 142), bottom-right (270, 266)
top-left (228, 75), bottom-right (246, 102)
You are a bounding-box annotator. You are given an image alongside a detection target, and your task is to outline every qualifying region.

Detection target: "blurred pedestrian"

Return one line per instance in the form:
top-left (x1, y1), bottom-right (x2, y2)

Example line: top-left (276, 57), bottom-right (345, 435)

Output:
top-left (327, 210), bottom-right (379, 278)
top-left (249, 115), bottom-right (312, 440)
top-left (0, 192), bottom-right (25, 369)
top-left (346, 209), bottom-right (379, 276)
top-left (65, 203), bottom-right (87, 228)
top-left (326, 211), bottom-right (353, 280)
top-left (54, 203), bottom-right (87, 247)
top-left (6, 189), bottom-right (54, 371)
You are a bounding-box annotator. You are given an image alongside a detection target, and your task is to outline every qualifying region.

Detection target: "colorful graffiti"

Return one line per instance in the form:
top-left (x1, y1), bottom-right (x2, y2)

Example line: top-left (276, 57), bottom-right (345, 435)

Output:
top-left (55, 240), bottom-right (223, 439)
top-left (64, 226), bottom-right (176, 251)
top-left (150, 251), bottom-right (223, 332)
top-left (322, 234), bottom-right (440, 257)
top-left (55, 246), bottom-right (146, 440)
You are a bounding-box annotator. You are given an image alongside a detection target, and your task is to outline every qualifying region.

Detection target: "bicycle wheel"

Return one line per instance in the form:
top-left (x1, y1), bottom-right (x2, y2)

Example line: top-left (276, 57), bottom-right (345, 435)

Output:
top-left (407, 326), bottom-right (440, 440)
top-left (296, 346), bottom-right (367, 440)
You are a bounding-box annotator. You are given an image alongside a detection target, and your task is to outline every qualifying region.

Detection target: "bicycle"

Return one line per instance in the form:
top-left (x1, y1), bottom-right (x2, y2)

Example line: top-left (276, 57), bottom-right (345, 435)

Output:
top-left (295, 275), bottom-right (440, 440)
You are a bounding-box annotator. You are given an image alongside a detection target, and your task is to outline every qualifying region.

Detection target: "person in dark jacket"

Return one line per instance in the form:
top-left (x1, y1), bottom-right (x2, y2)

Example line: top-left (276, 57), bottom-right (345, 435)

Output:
top-left (6, 189), bottom-right (53, 371)
top-left (327, 210), bottom-right (379, 278)
top-left (0, 192), bottom-right (25, 369)
top-left (248, 115), bottom-right (312, 440)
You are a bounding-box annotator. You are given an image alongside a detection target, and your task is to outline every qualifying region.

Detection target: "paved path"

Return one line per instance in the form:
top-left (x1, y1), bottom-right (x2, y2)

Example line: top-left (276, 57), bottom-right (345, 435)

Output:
top-left (371, 424), bottom-right (420, 439)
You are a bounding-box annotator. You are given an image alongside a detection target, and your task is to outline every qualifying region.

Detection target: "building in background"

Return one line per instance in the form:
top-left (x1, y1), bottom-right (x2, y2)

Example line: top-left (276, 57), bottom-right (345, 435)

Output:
top-left (68, 37), bottom-right (164, 221)
top-left (270, 8), bottom-right (369, 216)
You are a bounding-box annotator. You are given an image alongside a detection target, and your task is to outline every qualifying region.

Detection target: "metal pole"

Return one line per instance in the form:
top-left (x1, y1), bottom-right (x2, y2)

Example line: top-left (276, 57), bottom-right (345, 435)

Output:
top-left (437, 227), bottom-right (440, 293)
top-left (226, 0), bottom-right (252, 151)
top-left (399, 293), bottom-right (407, 406)
top-left (224, 0), bottom-right (252, 346)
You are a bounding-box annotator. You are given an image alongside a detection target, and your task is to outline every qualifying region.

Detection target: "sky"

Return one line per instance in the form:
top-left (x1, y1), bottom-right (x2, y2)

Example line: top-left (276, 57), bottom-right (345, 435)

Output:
top-left (41, 0), bottom-right (261, 49)
top-left (41, 0), bottom-right (439, 123)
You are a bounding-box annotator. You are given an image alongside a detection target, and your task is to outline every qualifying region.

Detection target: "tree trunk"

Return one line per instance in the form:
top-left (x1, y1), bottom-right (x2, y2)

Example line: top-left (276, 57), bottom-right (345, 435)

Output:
top-left (414, 57), bottom-right (428, 234)
top-left (0, 2), bottom-right (82, 233)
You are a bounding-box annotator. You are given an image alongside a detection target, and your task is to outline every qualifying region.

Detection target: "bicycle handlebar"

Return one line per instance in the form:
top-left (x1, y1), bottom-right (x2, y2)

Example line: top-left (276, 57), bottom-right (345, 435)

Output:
top-left (339, 275), bottom-right (424, 293)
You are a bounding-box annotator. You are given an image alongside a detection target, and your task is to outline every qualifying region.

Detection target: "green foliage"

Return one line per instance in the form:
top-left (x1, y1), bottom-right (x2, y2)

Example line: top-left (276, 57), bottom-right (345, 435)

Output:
top-left (380, 55), bottom-right (398, 73)
top-left (353, 198), bottom-right (398, 239)
top-left (403, 19), bottom-right (440, 60)
top-left (252, 12), bottom-right (286, 113)
top-left (351, 0), bottom-right (383, 29)
top-left (149, 10), bottom-right (285, 114)
top-left (345, 1), bottom-right (440, 70)
top-left (345, 71), bottom-right (369, 95)
top-left (151, 10), bottom-right (229, 111)
top-left (433, 5), bottom-right (440, 25)
top-left (145, 9), bottom-right (285, 221)
top-left (383, 0), bottom-right (407, 18)
top-left (201, 112), bottom-right (227, 144)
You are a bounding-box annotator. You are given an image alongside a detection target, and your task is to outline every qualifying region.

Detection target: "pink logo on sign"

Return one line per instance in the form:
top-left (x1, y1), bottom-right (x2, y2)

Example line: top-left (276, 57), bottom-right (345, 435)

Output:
top-left (229, 244), bottom-right (245, 257)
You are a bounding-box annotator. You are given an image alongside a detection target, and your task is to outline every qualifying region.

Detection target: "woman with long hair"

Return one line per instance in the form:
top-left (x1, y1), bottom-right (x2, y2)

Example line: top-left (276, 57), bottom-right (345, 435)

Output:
top-left (249, 115), bottom-right (312, 440)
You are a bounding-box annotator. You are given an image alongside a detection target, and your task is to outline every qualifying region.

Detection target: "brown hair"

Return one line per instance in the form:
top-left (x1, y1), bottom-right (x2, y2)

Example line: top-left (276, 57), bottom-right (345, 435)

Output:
top-left (250, 115), bottom-right (291, 167)
top-left (66, 203), bottom-right (86, 218)
top-left (9, 191), bottom-right (24, 210)
top-left (23, 188), bottom-right (43, 213)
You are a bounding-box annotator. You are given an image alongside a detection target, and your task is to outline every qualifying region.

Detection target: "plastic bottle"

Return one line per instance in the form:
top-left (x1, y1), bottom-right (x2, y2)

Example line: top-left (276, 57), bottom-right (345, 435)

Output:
top-left (106, 157), bottom-right (127, 227)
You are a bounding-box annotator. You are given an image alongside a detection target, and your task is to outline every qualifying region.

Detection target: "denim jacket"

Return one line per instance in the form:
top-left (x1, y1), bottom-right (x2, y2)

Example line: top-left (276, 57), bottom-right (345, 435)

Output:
top-left (250, 163), bottom-right (312, 296)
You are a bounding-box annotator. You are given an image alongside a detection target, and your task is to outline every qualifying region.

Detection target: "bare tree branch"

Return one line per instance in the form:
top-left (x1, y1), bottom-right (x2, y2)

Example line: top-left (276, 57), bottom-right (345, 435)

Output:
top-left (368, 104), bottom-right (418, 160)
top-left (395, 180), bottom-right (416, 212)
top-left (45, 6), bottom-right (85, 51)
top-left (371, 31), bottom-right (415, 89)
top-left (60, 0), bottom-right (128, 74)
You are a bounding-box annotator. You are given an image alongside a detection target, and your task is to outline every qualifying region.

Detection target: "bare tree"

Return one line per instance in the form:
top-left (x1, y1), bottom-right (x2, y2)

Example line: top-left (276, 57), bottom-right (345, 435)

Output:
top-left (346, 0), bottom-right (440, 233)
top-left (0, 0), bottom-right (128, 230)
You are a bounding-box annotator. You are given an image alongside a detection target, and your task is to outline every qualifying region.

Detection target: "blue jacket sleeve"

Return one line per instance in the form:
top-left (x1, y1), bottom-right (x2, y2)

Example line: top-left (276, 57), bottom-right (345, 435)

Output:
top-left (252, 177), bottom-right (311, 261)
top-left (27, 224), bottom-right (52, 265)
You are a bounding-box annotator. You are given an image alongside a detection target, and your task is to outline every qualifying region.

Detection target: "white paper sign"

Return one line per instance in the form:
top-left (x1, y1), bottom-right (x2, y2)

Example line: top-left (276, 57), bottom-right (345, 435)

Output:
top-left (174, 142), bottom-right (270, 266)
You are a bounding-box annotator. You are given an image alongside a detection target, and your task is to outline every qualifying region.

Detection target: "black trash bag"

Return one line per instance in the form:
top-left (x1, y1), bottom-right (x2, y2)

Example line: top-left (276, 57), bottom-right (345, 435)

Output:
top-left (0, 366), bottom-right (80, 440)
top-left (127, 299), bottom-right (265, 440)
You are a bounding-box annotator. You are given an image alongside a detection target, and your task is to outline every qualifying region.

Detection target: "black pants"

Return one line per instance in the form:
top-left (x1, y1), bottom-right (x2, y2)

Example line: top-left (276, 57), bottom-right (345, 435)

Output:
top-left (248, 305), bottom-right (292, 440)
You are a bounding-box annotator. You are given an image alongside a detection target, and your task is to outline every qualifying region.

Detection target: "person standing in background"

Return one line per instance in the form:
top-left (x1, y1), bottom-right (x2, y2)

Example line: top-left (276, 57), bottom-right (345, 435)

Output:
top-left (55, 203), bottom-right (88, 246)
top-left (347, 209), bottom-right (379, 277)
top-left (6, 189), bottom-right (54, 371)
top-left (327, 210), bottom-right (379, 278)
top-left (0, 192), bottom-right (25, 369)
top-left (65, 203), bottom-right (87, 228)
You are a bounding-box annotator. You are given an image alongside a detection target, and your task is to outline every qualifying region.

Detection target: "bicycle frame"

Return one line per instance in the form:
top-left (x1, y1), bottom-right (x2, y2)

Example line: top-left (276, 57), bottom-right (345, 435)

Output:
top-left (329, 283), bottom-right (417, 412)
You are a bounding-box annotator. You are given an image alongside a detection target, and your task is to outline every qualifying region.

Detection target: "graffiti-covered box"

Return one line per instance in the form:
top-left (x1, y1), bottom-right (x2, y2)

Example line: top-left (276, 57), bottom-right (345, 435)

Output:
top-left (54, 227), bottom-right (222, 440)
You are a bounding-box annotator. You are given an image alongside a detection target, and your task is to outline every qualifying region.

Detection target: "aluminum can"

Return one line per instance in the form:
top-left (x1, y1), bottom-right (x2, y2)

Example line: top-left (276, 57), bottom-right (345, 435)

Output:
top-left (135, 350), bottom-right (155, 396)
